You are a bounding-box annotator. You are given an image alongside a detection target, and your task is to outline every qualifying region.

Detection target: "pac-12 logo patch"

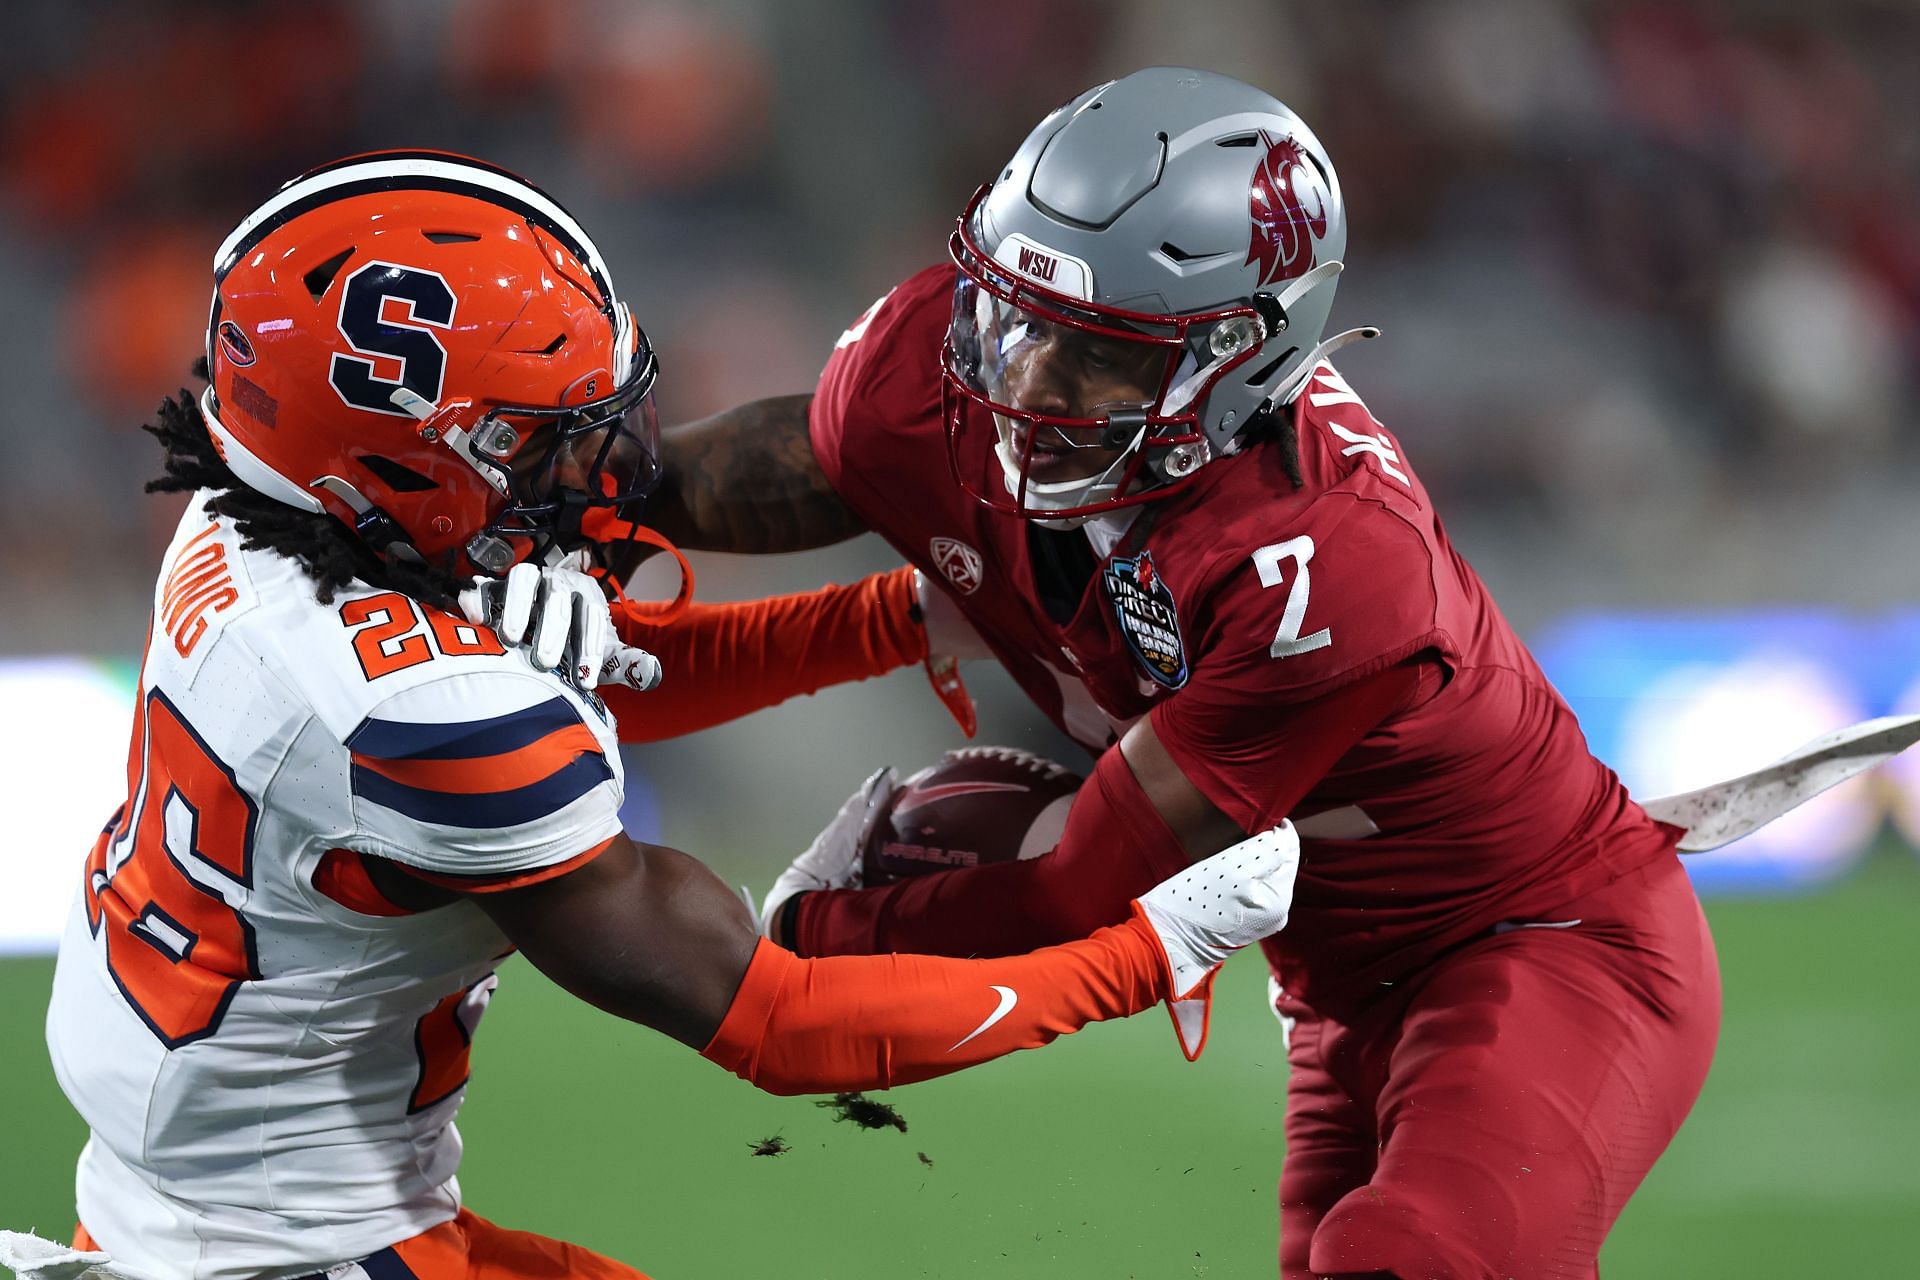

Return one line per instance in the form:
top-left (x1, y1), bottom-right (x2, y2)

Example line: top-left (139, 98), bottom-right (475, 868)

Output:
top-left (1103, 550), bottom-right (1188, 689)
top-left (931, 536), bottom-right (984, 595)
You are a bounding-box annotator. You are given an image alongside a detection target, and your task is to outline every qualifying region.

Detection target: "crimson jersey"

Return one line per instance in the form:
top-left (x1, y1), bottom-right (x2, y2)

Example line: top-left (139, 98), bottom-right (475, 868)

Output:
top-left (811, 265), bottom-right (1678, 1009)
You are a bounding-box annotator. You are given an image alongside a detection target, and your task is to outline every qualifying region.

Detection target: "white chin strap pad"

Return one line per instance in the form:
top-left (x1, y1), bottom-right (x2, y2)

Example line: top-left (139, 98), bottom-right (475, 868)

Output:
top-left (991, 419), bottom-right (1149, 515)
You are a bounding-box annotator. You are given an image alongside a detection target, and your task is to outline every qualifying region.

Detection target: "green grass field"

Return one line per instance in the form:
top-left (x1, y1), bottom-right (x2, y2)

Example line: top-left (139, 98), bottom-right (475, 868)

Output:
top-left (5, 846), bottom-right (1918, 1278)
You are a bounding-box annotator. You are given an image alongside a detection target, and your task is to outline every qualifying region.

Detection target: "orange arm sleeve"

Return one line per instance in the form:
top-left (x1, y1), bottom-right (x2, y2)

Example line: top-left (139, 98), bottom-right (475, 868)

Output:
top-left (701, 907), bottom-right (1171, 1095)
top-left (605, 566), bottom-right (927, 743)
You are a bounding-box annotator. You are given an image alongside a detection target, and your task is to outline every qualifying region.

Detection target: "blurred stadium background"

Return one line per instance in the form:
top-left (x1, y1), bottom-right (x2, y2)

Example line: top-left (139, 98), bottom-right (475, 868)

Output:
top-left (2, 0), bottom-right (1918, 1275)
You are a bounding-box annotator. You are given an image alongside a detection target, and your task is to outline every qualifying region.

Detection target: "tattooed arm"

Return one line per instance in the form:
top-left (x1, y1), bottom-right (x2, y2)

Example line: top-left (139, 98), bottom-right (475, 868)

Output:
top-left (646, 395), bottom-right (865, 553)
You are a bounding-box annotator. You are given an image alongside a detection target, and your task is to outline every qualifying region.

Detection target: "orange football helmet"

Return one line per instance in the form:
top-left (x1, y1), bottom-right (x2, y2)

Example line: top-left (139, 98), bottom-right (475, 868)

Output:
top-left (203, 150), bottom-right (660, 577)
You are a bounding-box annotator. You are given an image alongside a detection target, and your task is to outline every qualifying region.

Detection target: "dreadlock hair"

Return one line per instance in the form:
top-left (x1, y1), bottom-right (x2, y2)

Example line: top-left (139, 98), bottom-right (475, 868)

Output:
top-left (146, 359), bottom-right (469, 611)
top-left (1236, 401), bottom-right (1304, 490)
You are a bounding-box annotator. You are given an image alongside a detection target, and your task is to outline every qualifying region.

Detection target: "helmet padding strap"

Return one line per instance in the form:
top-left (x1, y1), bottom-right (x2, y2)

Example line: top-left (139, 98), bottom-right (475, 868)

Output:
top-left (1265, 326), bottom-right (1382, 409)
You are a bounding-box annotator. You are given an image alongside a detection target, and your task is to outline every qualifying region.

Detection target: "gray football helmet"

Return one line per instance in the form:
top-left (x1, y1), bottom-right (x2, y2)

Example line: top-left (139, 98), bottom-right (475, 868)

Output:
top-left (943, 67), bottom-right (1373, 522)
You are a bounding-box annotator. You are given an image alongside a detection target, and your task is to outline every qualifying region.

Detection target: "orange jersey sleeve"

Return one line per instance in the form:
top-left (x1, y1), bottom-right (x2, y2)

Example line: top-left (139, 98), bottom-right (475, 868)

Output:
top-left (604, 566), bottom-right (927, 743)
top-left (701, 907), bottom-right (1171, 1095)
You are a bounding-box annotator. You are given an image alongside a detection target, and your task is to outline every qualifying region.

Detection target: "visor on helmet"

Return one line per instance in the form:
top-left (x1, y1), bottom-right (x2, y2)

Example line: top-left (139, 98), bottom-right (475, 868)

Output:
top-left (458, 330), bottom-right (664, 571)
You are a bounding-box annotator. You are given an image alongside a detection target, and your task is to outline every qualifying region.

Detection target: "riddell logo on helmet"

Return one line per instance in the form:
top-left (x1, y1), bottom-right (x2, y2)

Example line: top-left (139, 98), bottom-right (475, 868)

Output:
top-left (216, 321), bottom-right (257, 368)
top-left (1016, 246), bottom-right (1059, 284)
top-left (1246, 131), bottom-right (1331, 288)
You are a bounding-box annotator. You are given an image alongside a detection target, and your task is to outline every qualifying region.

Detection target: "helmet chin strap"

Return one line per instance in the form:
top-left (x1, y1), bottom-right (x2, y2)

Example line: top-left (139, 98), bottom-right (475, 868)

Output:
top-left (579, 508), bottom-right (696, 625)
top-left (389, 386), bottom-right (515, 499)
top-left (308, 474), bottom-right (426, 565)
top-left (1272, 260), bottom-right (1346, 319)
top-left (993, 418), bottom-right (1149, 528)
top-left (1163, 261), bottom-right (1352, 417)
top-left (1263, 326), bottom-right (1381, 409)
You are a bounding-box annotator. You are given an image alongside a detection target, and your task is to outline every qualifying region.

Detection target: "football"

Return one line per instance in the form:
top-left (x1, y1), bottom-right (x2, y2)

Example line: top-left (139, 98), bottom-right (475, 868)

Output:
top-left (862, 746), bottom-right (1084, 885)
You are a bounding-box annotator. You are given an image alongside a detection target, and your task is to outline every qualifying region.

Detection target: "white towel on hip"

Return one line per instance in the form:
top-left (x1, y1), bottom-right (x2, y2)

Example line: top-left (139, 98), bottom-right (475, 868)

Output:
top-left (0, 1231), bottom-right (132, 1280)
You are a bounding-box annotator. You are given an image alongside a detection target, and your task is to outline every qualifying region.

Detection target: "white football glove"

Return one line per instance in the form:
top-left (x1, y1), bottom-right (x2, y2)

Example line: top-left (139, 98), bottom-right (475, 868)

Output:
top-left (458, 552), bottom-right (663, 693)
top-left (914, 569), bottom-right (993, 660)
top-left (1134, 822), bottom-right (1300, 1060)
top-left (760, 767), bottom-right (897, 940)
top-left (914, 569), bottom-right (988, 737)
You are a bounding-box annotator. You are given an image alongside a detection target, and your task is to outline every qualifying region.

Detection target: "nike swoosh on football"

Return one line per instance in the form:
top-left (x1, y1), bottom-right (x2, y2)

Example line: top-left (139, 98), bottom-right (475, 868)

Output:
top-left (947, 985), bottom-right (1019, 1052)
top-left (898, 780), bottom-right (1030, 807)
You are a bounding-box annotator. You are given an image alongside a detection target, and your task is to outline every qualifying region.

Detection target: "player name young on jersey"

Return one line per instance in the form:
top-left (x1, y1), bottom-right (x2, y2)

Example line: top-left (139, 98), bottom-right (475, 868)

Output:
top-left (1103, 551), bottom-right (1189, 689)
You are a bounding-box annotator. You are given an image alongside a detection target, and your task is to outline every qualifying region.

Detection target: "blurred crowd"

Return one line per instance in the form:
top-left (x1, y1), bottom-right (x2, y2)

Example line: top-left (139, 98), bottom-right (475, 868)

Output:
top-left (1, 0), bottom-right (1916, 655)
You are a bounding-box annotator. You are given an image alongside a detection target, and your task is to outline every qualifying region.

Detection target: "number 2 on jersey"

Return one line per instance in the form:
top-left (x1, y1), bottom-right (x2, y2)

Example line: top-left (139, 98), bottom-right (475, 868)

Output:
top-left (1252, 536), bottom-right (1332, 659)
top-left (84, 690), bottom-right (259, 1048)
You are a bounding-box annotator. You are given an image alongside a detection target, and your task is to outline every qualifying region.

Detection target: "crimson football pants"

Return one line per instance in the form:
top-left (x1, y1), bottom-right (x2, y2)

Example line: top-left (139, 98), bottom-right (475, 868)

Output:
top-left (1275, 854), bottom-right (1720, 1279)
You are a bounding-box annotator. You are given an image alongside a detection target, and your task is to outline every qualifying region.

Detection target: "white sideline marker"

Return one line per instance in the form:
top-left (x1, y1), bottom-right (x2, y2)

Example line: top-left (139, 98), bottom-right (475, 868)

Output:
top-left (1640, 713), bottom-right (1920, 852)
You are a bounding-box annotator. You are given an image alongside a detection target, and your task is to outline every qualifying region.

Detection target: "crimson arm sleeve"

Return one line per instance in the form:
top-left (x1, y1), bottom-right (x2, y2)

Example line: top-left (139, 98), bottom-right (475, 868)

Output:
top-left (703, 907), bottom-right (1170, 1094)
top-left (604, 565), bottom-right (927, 743)
top-left (1153, 658), bottom-right (1424, 833)
top-left (794, 663), bottom-right (1418, 959)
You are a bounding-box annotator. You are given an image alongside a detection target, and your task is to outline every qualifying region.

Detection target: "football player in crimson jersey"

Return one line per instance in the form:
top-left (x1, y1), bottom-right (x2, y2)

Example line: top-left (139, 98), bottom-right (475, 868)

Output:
top-left (619, 69), bottom-right (1723, 1279)
top-left (38, 150), bottom-right (1302, 1280)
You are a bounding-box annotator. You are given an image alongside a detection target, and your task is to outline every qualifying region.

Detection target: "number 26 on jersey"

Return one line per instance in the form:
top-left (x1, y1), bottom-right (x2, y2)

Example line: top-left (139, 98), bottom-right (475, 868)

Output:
top-left (342, 591), bottom-right (505, 680)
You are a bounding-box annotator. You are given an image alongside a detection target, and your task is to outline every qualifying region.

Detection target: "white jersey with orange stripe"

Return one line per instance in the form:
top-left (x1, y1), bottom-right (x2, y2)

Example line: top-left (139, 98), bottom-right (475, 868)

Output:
top-left (46, 492), bottom-right (625, 1280)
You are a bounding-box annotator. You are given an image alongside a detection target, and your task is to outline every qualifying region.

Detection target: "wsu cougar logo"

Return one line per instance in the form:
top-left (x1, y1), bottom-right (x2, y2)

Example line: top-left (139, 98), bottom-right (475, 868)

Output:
top-left (1246, 131), bottom-right (1330, 288)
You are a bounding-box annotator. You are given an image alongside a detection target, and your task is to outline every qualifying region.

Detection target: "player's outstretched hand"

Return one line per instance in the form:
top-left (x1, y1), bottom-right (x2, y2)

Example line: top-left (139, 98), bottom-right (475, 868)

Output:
top-left (914, 568), bottom-right (993, 660)
top-left (760, 767), bottom-right (897, 940)
top-left (914, 568), bottom-right (989, 737)
top-left (458, 552), bottom-right (663, 692)
top-left (1135, 823), bottom-right (1300, 999)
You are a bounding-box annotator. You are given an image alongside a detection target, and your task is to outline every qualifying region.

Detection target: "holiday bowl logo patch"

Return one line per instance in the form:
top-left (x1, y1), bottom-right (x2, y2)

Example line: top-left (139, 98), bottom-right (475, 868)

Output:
top-left (931, 536), bottom-right (985, 595)
top-left (1103, 551), bottom-right (1188, 689)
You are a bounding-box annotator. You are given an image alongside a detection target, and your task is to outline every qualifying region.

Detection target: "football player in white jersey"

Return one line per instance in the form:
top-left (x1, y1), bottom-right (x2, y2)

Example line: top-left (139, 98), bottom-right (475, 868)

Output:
top-left (39, 151), bottom-right (1302, 1280)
